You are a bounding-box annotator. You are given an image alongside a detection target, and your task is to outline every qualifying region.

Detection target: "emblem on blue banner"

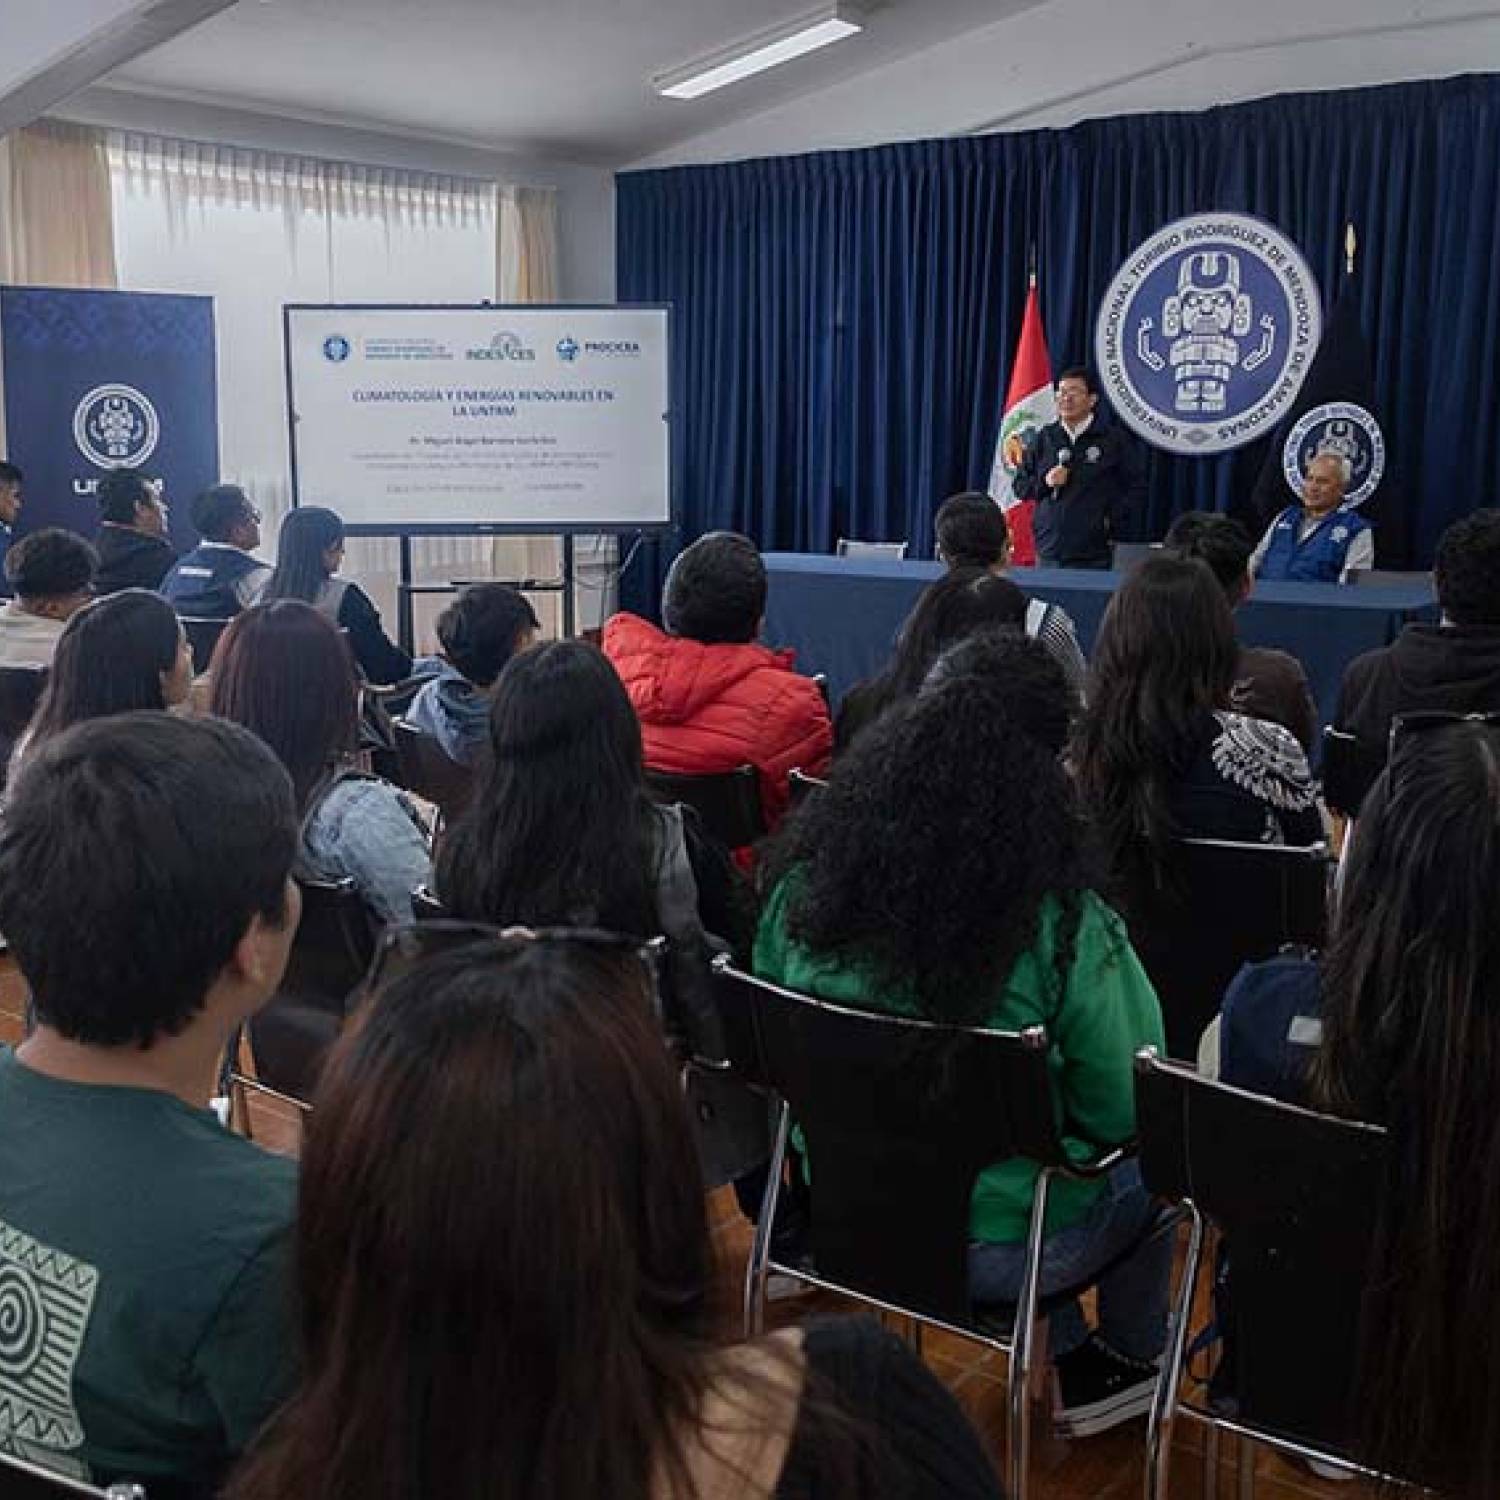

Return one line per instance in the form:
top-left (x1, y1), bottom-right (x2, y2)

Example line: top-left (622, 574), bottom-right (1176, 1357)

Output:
top-left (71, 384), bottom-right (161, 469)
top-left (1282, 401), bottom-right (1386, 509)
top-left (1095, 213), bottom-right (1322, 455)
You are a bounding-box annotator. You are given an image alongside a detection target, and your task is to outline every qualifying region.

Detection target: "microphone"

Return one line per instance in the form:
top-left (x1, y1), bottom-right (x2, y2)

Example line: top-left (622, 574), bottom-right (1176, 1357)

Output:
top-left (1050, 447), bottom-right (1073, 495)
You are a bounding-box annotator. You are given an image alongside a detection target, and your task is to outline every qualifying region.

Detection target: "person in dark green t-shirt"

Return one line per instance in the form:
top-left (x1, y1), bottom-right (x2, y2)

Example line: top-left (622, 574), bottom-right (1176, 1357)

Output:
top-left (0, 712), bottom-right (305, 1495)
top-left (755, 630), bottom-right (1169, 1442)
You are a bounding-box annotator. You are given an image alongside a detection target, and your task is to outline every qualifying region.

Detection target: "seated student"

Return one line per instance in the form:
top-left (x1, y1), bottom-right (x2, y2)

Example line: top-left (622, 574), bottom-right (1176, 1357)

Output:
top-left (1164, 511), bottom-right (1318, 753)
top-left (405, 583), bottom-right (539, 766)
top-left (0, 528), bottom-right (98, 667)
top-left (934, 490), bottom-right (1088, 691)
top-left (1217, 717), bottom-right (1500, 1495)
top-left (1248, 454), bottom-right (1373, 583)
top-left (260, 507), bottom-right (413, 685)
top-left (0, 459), bottom-right (24, 588)
top-left (225, 936), bottom-right (1003, 1500)
top-left (161, 485), bottom-right (270, 619)
top-left (0, 712), bottom-right (302, 1493)
top-left (1073, 557), bottom-right (1322, 918)
top-left (756, 631), bottom-right (1170, 1438)
top-left (835, 568), bottom-right (1030, 753)
top-left (1334, 508), bottom-right (1500, 772)
top-left (17, 590), bottom-right (193, 772)
top-left (93, 472), bottom-right (177, 594)
top-left (210, 602), bottom-right (431, 924)
top-left (603, 532), bottom-right (832, 829)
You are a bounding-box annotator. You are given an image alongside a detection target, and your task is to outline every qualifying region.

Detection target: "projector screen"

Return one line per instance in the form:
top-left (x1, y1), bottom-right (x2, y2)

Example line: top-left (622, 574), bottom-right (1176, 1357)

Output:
top-left (284, 304), bottom-right (671, 531)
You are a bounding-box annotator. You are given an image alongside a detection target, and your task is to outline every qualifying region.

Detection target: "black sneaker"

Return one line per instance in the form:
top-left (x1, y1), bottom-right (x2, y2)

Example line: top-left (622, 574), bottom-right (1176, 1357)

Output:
top-left (1053, 1334), bottom-right (1160, 1438)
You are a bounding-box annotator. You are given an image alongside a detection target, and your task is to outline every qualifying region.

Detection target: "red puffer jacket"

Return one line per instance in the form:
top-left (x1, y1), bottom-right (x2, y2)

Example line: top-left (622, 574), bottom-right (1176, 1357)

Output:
top-left (603, 613), bottom-right (832, 828)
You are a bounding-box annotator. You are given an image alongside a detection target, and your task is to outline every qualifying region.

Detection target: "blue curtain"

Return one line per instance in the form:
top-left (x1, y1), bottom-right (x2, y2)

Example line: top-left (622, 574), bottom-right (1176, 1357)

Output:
top-left (616, 75), bottom-right (1500, 610)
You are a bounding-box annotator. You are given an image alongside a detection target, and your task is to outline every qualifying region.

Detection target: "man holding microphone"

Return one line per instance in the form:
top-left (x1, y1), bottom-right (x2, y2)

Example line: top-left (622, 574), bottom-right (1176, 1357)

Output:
top-left (1012, 367), bottom-right (1145, 568)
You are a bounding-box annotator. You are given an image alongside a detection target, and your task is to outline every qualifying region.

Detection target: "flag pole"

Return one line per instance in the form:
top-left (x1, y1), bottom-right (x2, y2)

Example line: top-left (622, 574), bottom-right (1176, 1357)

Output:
top-left (1344, 222), bottom-right (1358, 278)
top-left (1027, 242), bottom-right (1037, 289)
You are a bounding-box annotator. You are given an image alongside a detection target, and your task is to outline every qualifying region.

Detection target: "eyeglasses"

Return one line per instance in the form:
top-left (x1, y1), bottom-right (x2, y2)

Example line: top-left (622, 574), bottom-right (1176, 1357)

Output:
top-left (361, 920), bottom-right (666, 1003)
top-left (1388, 710), bottom-right (1500, 757)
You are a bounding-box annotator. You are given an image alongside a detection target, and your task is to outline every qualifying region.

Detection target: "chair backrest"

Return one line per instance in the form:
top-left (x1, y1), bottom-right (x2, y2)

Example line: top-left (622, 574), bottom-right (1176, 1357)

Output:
top-left (645, 765), bottom-right (765, 850)
top-left (1135, 1049), bottom-right (1387, 1458)
top-left (178, 615), bottom-right (229, 674)
top-left (786, 767), bottom-right (828, 807)
top-left (1347, 569), bottom-right (1434, 590)
top-left (1130, 838), bottom-right (1330, 1058)
top-left (0, 1450), bottom-right (144, 1498)
top-left (247, 876), bottom-right (379, 1099)
top-left (1321, 726), bottom-right (1387, 818)
top-left (1111, 541), bottom-right (1160, 572)
top-left (721, 961), bottom-right (1063, 1323)
top-left (392, 719), bottom-right (476, 826)
top-left (0, 665), bottom-right (46, 779)
top-left (836, 538), bottom-right (909, 561)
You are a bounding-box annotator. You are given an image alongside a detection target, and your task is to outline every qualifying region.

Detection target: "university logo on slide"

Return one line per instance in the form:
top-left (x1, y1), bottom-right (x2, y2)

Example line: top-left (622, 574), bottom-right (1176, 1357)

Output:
top-left (1095, 213), bottom-right (1322, 455)
top-left (1282, 402), bottom-right (1386, 509)
top-left (72, 384), bottom-right (161, 469)
top-left (322, 335), bottom-right (352, 363)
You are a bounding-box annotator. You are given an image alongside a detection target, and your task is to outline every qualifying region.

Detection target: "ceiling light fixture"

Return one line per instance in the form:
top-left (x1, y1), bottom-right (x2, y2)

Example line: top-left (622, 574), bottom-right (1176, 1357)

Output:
top-left (653, 2), bottom-right (866, 101)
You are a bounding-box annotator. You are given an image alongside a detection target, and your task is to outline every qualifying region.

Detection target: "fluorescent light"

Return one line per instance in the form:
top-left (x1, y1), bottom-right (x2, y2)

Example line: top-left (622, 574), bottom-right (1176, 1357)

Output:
top-left (655, 4), bottom-right (865, 101)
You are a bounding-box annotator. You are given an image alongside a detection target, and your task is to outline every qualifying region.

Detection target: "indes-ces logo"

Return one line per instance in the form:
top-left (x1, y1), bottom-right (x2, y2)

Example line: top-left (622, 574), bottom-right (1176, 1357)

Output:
top-left (467, 330), bottom-right (536, 362)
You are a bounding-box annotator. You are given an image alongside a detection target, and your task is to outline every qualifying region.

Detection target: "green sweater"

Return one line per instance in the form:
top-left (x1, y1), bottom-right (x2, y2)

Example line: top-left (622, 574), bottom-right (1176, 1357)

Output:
top-left (753, 881), bottom-right (1165, 1244)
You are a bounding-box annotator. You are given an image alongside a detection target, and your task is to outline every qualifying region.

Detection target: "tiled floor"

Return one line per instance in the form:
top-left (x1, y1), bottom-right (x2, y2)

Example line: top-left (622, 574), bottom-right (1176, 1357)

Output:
top-left (0, 959), bottom-right (1369, 1498)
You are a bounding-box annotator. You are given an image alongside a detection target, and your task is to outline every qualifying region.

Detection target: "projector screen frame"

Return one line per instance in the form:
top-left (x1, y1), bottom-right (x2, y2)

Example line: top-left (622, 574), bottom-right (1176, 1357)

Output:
top-left (282, 300), bottom-right (677, 538)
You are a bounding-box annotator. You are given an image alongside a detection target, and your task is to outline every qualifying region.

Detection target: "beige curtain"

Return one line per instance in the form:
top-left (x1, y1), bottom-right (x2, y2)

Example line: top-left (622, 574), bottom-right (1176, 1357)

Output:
top-left (491, 185), bottom-right (568, 633)
top-left (0, 122), bottom-right (117, 288)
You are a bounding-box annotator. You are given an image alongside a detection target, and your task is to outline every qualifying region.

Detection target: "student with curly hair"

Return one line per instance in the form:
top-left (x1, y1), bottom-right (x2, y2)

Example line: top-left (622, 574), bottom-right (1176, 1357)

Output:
top-left (756, 630), bottom-right (1168, 1439)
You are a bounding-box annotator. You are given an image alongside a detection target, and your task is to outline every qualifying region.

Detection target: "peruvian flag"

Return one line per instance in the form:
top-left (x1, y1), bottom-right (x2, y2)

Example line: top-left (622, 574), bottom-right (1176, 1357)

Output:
top-left (988, 281), bottom-right (1055, 567)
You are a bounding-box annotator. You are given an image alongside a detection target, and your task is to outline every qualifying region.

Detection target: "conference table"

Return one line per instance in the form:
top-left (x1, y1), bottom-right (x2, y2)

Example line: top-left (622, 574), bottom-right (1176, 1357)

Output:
top-left (762, 553), bottom-right (1438, 731)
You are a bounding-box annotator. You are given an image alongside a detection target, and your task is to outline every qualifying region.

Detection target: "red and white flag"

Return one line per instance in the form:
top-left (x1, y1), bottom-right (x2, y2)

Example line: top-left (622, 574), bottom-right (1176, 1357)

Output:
top-left (988, 280), bottom-right (1055, 567)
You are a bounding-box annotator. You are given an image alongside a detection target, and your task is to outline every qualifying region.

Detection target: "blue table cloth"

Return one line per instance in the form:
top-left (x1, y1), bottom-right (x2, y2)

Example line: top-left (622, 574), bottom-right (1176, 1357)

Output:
top-left (761, 553), bottom-right (1437, 731)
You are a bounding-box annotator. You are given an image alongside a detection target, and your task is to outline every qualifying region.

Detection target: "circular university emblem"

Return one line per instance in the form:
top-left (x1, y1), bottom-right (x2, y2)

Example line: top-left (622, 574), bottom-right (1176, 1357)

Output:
top-left (322, 335), bottom-right (352, 363)
top-left (1282, 402), bottom-right (1386, 509)
top-left (1094, 213), bottom-right (1322, 456)
top-left (72, 384), bottom-right (161, 469)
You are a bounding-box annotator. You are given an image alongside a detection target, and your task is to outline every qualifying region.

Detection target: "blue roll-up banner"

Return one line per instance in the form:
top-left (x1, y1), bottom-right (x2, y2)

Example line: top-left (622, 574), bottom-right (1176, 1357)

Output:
top-left (0, 286), bottom-right (218, 550)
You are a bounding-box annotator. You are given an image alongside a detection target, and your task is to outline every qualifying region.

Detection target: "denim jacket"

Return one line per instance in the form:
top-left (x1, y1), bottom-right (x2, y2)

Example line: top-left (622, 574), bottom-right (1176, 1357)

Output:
top-left (301, 775), bottom-right (433, 924)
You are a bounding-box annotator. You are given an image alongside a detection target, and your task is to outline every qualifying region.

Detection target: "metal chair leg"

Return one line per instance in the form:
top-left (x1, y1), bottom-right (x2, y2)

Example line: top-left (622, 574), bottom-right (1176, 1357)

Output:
top-left (1144, 1205), bottom-right (1203, 1500)
top-left (742, 1102), bottom-right (791, 1338)
top-left (1009, 1169), bottom-right (1052, 1500)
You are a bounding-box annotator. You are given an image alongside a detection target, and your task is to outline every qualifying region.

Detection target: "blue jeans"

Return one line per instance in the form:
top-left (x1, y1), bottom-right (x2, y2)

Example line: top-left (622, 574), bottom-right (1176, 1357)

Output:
top-left (967, 1159), bottom-right (1172, 1362)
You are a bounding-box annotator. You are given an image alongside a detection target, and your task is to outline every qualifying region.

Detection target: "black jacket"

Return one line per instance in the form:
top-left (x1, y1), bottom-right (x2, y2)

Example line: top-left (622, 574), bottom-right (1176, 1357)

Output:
top-left (94, 525), bottom-right (177, 595)
top-left (1335, 623), bottom-right (1500, 749)
top-left (1012, 417), bottom-right (1145, 567)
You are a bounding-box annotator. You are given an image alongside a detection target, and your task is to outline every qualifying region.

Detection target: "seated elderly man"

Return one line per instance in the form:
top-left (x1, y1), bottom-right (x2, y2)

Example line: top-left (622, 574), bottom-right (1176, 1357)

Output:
top-left (1249, 452), bottom-right (1374, 583)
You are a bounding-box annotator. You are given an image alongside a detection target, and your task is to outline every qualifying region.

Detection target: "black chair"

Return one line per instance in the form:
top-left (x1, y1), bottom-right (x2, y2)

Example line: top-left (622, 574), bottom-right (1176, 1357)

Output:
top-left (1130, 838), bottom-right (1330, 1060)
top-left (1321, 726), bottom-right (1387, 818)
top-left (410, 884), bottom-right (446, 920)
top-left (0, 1450), bottom-right (144, 1498)
top-left (716, 959), bottom-right (1164, 1500)
top-left (0, 663), bottom-right (46, 778)
top-left (242, 876), bottom-right (379, 1107)
top-left (1134, 1048), bottom-right (1401, 1496)
top-left (1346, 569), bottom-right (1433, 590)
top-left (392, 719), bottom-right (476, 832)
top-left (645, 765), bottom-right (765, 851)
top-left (835, 538), bottom-right (908, 560)
top-left (786, 767), bottom-right (828, 806)
top-left (178, 615), bottom-right (229, 674)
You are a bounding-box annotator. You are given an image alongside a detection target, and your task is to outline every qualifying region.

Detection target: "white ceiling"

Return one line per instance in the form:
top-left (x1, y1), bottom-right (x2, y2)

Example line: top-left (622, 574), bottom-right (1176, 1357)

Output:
top-left (103, 0), bottom-right (1041, 163)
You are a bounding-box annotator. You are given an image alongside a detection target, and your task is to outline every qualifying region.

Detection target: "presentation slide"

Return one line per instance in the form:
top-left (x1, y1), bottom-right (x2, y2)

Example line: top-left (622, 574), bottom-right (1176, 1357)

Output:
top-left (284, 304), bottom-right (670, 530)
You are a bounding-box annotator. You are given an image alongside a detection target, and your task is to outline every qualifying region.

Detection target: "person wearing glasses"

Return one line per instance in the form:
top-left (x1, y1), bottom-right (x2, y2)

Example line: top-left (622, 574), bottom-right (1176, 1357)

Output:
top-left (161, 485), bottom-right (270, 619)
top-left (0, 713), bottom-right (302, 1493)
top-left (226, 930), bottom-right (1003, 1500)
top-left (1217, 714), bottom-right (1500, 1496)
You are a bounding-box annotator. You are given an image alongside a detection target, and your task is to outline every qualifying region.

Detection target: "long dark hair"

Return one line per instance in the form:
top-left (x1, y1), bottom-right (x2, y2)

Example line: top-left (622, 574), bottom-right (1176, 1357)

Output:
top-left (263, 506), bottom-right (344, 605)
top-left (226, 941), bottom-right (726, 1500)
top-left (27, 590), bottom-right (183, 750)
top-left (1071, 556), bottom-right (1237, 900)
top-left (208, 601), bottom-right (359, 813)
top-left (435, 641), bottom-right (657, 933)
top-left (1310, 721), bottom-right (1500, 1497)
top-left (771, 630), bottom-right (1093, 1022)
top-left (852, 568), bottom-right (1028, 729)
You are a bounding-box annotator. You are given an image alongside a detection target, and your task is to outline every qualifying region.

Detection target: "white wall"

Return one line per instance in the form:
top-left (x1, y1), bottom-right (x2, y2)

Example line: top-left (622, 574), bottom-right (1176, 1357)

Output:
top-left (630, 0), bottom-right (1500, 168)
top-left (51, 86), bottom-right (617, 300)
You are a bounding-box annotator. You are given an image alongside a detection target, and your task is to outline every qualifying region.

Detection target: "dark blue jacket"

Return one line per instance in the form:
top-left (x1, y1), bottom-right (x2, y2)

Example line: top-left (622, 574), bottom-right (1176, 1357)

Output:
top-left (1257, 505), bottom-right (1370, 583)
top-left (161, 544), bottom-right (268, 619)
top-left (1012, 417), bottom-right (1145, 567)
